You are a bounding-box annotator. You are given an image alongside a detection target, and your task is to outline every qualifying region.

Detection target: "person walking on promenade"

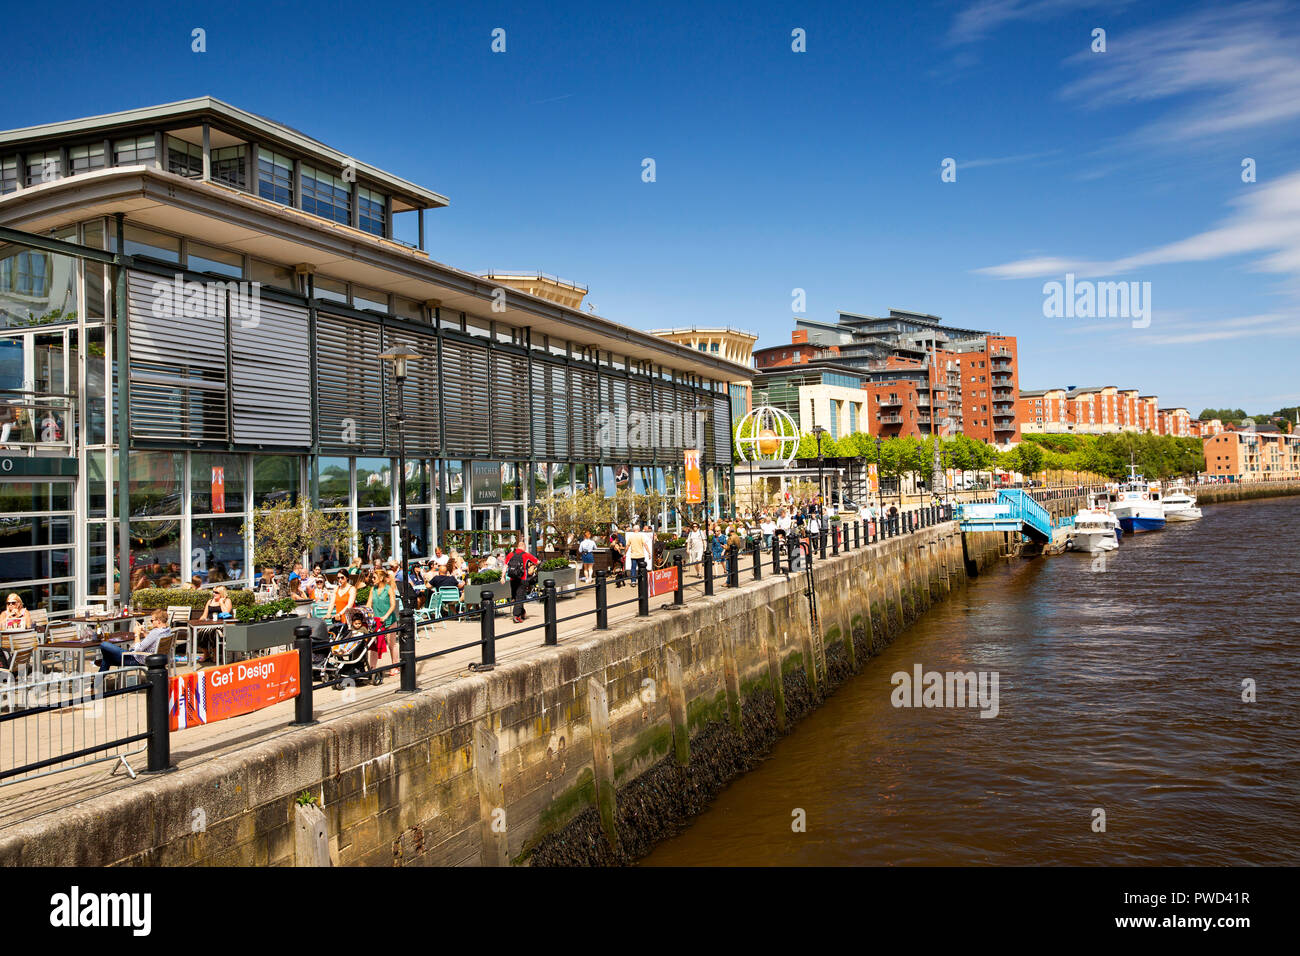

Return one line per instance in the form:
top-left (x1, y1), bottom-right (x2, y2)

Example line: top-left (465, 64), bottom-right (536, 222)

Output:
top-left (686, 522), bottom-right (706, 576)
top-left (503, 536), bottom-right (539, 623)
top-left (626, 522), bottom-right (649, 584)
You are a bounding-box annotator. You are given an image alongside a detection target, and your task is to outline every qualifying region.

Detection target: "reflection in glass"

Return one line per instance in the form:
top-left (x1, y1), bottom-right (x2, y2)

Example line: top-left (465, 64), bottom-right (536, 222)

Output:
top-left (254, 455), bottom-right (300, 507)
top-left (128, 451), bottom-right (183, 517)
top-left (316, 457), bottom-right (350, 509)
top-left (128, 520), bottom-right (182, 590)
top-left (191, 453), bottom-right (246, 514)
top-left (356, 457), bottom-right (392, 507)
top-left (357, 510), bottom-right (392, 562)
top-left (194, 517), bottom-right (248, 586)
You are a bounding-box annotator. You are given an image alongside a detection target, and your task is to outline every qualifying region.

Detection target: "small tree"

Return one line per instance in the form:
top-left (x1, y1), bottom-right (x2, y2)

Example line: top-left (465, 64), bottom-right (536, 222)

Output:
top-left (244, 499), bottom-right (355, 599)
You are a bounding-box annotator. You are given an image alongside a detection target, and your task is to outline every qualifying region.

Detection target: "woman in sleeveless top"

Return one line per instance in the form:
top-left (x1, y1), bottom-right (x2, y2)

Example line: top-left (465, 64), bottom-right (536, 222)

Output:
top-left (366, 568), bottom-right (400, 683)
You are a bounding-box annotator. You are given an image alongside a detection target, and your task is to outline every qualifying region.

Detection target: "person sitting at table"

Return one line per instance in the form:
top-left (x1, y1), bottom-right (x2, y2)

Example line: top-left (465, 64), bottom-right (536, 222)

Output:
top-left (195, 585), bottom-right (233, 664)
top-left (3, 593), bottom-right (32, 631)
top-left (288, 576), bottom-right (307, 600)
top-left (98, 608), bottom-right (170, 673)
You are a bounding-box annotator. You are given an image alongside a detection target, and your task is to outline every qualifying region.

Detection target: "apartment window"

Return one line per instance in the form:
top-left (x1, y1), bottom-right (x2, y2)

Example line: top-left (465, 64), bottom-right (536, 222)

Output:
top-left (2, 251), bottom-right (50, 296)
top-left (113, 135), bottom-right (156, 166)
top-left (167, 136), bottom-right (203, 178)
top-left (358, 187), bottom-right (386, 236)
top-left (250, 258), bottom-right (296, 292)
top-left (313, 275), bottom-right (348, 304)
top-left (0, 157), bottom-right (17, 194)
top-left (257, 148), bottom-right (293, 206)
top-left (25, 150), bottom-right (61, 185)
top-left (211, 145), bottom-right (247, 189)
top-left (301, 165), bottom-right (350, 224)
top-left (69, 143), bottom-right (106, 175)
top-left (352, 286), bottom-right (388, 312)
top-left (122, 224), bottom-right (181, 264)
top-left (187, 241), bottom-right (243, 279)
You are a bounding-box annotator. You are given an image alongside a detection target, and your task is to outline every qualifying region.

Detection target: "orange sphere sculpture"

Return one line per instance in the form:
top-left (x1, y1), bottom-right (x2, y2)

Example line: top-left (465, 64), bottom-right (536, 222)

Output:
top-left (757, 428), bottom-right (780, 456)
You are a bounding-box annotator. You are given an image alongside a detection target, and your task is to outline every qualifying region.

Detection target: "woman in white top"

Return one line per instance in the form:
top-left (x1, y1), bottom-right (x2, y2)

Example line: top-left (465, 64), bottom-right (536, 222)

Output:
top-left (685, 522), bottom-right (706, 577)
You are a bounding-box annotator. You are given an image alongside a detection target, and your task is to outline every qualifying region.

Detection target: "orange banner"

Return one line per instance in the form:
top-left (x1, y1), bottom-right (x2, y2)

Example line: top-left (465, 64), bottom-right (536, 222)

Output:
top-left (869, 462), bottom-right (879, 494)
top-left (211, 466), bottom-right (225, 514)
top-left (683, 450), bottom-right (702, 504)
top-left (170, 650), bottom-right (300, 731)
top-left (648, 566), bottom-right (678, 597)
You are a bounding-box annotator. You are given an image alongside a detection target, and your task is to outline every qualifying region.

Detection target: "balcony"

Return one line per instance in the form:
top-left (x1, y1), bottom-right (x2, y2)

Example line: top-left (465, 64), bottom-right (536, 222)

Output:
top-left (877, 397), bottom-right (902, 407)
top-left (878, 413), bottom-right (903, 425)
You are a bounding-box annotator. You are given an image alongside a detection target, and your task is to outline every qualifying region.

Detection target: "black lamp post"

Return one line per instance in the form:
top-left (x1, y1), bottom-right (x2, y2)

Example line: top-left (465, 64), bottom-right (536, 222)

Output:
top-left (813, 425), bottom-right (827, 514)
top-left (379, 345), bottom-right (421, 605)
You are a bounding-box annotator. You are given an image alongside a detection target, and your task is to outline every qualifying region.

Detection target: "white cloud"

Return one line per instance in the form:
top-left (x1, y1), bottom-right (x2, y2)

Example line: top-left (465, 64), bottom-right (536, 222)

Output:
top-left (946, 0), bottom-right (1124, 47)
top-left (1060, 1), bottom-right (1300, 143)
top-left (978, 169), bottom-right (1300, 280)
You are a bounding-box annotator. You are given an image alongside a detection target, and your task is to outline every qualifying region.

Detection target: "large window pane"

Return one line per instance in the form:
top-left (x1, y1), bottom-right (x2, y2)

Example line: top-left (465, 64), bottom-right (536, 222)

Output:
top-left (87, 521), bottom-right (108, 597)
top-left (356, 458), bottom-right (391, 507)
top-left (191, 453), bottom-right (246, 515)
top-left (257, 148), bottom-right (292, 206)
top-left (403, 459), bottom-right (430, 505)
top-left (122, 224), bottom-right (181, 264)
top-left (128, 451), bottom-right (183, 517)
top-left (193, 517), bottom-right (247, 586)
top-left (316, 457), bottom-right (350, 509)
top-left (301, 165), bottom-right (351, 224)
top-left (0, 514), bottom-right (73, 550)
top-left (445, 460), bottom-right (463, 504)
top-left (0, 480), bottom-right (73, 514)
top-left (211, 145), bottom-right (247, 189)
top-left (128, 519), bottom-right (181, 590)
top-left (358, 187), bottom-right (386, 236)
top-left (357, 510), bottom-right (392, 562)
top-left (187, 241), bottom-right (243, 278)
top-left (0, 244), bottom-right (78, 329)
top-left (254, 455), bottom-right (299, 507)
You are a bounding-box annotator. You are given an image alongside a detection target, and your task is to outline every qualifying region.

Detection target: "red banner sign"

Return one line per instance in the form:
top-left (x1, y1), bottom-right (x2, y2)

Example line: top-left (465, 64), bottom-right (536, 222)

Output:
top-left (683, 450), bottom-right (702, 504)
top-left (211, 466), bottom-right (226, 514)
top-left (169, 650), bottom-right (300, 731)
top-left (648, 566), bottom-right (678, 597)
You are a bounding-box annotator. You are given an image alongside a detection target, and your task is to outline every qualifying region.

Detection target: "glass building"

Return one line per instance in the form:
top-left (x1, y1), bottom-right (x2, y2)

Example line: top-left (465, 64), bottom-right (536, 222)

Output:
top-left (0, 98), bottom-right (746, 615)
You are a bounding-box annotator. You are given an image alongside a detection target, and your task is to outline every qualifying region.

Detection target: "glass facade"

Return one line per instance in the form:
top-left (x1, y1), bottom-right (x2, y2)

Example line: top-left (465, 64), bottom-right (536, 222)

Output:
top-left (301, 165), bottom-right (350, 224)
top-left (257, 148), bottom-right (293, 206)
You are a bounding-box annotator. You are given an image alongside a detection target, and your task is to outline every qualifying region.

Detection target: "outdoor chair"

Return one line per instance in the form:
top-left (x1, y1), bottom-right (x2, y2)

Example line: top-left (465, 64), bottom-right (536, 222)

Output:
top-left (166, 605), bottom-right (194, 665)
top-left (27, 608), bottom-right (48, 637)
top-left (433, 587), bottom-right (463, 624)
top-left (0, 644), bottom-right (34, 712)
top-left (38, 622), bottom-right (81, 673)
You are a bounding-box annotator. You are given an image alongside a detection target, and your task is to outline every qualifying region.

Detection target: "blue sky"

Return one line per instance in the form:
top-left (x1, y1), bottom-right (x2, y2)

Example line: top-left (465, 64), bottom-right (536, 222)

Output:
top-left (7, 0), bottom-right (1299, 414)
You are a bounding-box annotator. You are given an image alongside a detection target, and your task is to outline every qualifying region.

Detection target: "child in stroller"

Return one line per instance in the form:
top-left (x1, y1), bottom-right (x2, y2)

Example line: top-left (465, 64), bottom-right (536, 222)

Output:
top-left (312, 607), bottom-right (379, 689)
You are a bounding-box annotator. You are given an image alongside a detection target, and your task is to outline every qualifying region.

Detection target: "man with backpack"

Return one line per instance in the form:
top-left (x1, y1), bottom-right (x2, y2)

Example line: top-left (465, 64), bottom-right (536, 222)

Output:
top-left (503, 536), bottom-right (539, 623)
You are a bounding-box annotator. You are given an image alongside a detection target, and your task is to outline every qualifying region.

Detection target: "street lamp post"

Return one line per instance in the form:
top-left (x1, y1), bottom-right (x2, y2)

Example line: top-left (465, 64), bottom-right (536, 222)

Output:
top-left (379, 346), bottom-right (421, 606)
top-left (813, 425), bottom-right (827, 553)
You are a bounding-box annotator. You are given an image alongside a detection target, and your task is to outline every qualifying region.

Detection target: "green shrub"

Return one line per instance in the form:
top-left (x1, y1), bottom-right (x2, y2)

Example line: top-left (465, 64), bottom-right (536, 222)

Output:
top-left (131, 587), bottom-right (255, 611)
top-left (659, 537), bottom-right (687, 550)
top-left (234, 598), bottom-right (297, 624)
top-left (539, 557), bottom-right (571, 571)
top-left (469, 570), bottom-right (502, 585)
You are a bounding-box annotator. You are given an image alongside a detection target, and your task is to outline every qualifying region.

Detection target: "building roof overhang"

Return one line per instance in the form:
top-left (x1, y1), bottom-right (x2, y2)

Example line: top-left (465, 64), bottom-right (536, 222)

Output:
top-left (0, 167), bottom-right (753, 382)
top-left (0, 96), bottom-right (449, 212)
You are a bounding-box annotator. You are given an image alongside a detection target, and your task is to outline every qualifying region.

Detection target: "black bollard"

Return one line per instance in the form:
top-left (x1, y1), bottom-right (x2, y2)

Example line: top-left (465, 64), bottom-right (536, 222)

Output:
top-left (399, 608), bottom-right (416, 692)
top-left (145, 653), bottom-right (172, 772)
top-left (479, 592), bottom-right (496, 666)
top-left (595, 569), bottom-right (608, 629)
top-left (293, 626), bottom-right (314, 726)
top-left (543, 578), bottom-right (558, 645)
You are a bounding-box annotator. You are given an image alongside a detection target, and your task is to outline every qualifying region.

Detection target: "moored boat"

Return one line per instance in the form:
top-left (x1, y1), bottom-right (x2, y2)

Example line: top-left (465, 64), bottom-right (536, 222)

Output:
top-left (1162, 480), bottom-right (1203, 521)
top-left (1106, 466), bottom-right (1166, 533)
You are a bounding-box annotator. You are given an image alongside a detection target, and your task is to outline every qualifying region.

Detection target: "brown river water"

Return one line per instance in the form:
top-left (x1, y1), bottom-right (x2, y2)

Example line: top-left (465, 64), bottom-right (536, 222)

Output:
top-left (643, 495), bottom-right (1300, 866)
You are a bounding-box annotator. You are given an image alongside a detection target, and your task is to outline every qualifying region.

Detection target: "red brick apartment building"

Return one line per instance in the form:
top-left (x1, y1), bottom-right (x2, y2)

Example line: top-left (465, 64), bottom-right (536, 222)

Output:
top-left (754, 311), bottom-right (1021, 445)
top-left (1018, 385), bottom-right (1220, 438)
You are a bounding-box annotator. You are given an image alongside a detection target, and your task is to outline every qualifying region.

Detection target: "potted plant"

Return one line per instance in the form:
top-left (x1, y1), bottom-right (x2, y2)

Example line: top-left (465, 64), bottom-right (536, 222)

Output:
top-left (222, 598), bottom-right (304, 656)
top-left (536, 556), bottom-right (577, 594)
top-left (463, 570), bottom-right (504, 610)
top-left (657, 535), bottom-right (688, 563)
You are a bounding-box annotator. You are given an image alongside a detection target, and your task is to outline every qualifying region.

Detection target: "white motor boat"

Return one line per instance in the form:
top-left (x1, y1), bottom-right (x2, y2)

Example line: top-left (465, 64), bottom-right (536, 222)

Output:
top-left (1162, 480), bottom-right (1203, 521)
top-left (1067, 493), bottom-right (1121, 552)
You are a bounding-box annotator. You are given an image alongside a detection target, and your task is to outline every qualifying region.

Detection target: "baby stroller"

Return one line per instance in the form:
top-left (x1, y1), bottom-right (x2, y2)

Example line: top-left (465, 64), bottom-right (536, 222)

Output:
top-left (313, 608), bottom-right (378, 688)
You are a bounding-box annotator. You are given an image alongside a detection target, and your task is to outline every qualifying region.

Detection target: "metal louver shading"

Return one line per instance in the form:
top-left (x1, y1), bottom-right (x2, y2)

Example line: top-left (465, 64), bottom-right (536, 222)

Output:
top-left (490, 350), bottom-right (530, 459)
top-left (126, 270), bottom-right (229, 442)
top-left (605, 377), bottom-right (629, 459)
top-left (316, 312), bottom-right (384, 452)
top-left (711, 393), bottom-right (732, 464)
top-left (628, 378), bottom-right (653, 463)
top-left (570, 366), bottom-right (601, 460)
top-left (440, 337), bottom-right (490, 457)
top-left (380, 326), bottom-right (439, 457)
top-left (230, 296), bottom-right (311, 447)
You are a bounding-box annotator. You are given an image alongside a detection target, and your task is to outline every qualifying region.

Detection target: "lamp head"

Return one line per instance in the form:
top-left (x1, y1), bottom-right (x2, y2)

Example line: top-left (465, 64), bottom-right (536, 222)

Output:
top-left (378, 346), bottom-right (421, 380)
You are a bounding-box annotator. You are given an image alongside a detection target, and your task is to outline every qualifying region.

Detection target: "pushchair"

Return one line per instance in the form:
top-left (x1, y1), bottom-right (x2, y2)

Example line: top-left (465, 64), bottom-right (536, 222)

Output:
top-left (312, 609), bottom-right (378, 687)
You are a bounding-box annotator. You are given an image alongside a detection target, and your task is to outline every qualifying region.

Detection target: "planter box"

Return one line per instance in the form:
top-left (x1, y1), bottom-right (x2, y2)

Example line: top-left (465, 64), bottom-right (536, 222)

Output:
top-left (537, 566), bottom-right (577, 595)
top-left (463, 580), bottom-right (506, 610)
top-left (223, 615), bottom-right (304, 656)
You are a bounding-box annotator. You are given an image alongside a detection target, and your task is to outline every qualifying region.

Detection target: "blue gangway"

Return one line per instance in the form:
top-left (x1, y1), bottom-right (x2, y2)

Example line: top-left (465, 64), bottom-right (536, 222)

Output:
top-left (954, 489), bottom-right (1054, 543)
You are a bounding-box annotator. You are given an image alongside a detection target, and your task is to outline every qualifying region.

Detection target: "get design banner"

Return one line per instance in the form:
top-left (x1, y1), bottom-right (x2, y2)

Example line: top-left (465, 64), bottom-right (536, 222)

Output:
top-left (169, 651), bottom-right (300, 731)
top-left (648, 566), bottom-right (678, 598)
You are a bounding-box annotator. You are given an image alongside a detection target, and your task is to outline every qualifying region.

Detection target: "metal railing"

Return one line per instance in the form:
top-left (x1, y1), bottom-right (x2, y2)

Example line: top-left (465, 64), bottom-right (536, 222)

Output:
top-left (0, 655), bottom-right (171, 785)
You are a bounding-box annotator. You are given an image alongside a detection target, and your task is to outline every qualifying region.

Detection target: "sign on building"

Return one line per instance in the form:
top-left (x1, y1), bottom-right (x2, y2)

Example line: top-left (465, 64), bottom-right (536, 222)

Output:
top-left (470, 460), bottom-right (502, 505)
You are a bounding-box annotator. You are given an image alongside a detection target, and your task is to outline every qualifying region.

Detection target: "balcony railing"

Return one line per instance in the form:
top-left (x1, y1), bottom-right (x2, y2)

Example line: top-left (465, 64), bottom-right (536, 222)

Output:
top-left (0, 391), bottom-right (76, 457)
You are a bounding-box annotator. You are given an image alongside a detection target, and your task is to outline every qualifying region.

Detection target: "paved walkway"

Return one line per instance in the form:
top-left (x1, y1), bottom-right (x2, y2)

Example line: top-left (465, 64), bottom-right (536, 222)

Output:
top-left (0, 566), bottom-right (727, 831)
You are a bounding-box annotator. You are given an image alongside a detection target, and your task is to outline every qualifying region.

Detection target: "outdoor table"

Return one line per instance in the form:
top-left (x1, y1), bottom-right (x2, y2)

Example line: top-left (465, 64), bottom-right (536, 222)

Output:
top-left (38, 634), bottom-right (128, 675)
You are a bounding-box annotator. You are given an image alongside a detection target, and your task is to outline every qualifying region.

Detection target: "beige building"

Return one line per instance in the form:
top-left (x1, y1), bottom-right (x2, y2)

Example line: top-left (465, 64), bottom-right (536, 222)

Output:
top-left (1203, 428), bottom-right (1300, 479)
top-left (649, 326), bottom-right (757, 425)
top-left (800, 383), bottom-right (871, 440)
top-left (479, 272), bottom-right (589, 310)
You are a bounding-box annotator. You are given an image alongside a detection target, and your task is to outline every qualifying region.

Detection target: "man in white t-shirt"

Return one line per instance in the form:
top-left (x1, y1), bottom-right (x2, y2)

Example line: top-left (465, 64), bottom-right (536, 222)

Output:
top-left (760, 515), bottom-right (776, 551)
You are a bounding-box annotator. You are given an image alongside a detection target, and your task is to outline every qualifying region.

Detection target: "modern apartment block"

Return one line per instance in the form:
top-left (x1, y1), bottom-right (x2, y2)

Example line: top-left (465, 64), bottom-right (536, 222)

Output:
top-left (754, 309), bottom-right (1021, 445)
top-left (0, 98), bottom-right (750, 614)
top-left (1203, 427), bottom-right (1300, 479)
top-left (1018, 385), bottom-right (1220, 438)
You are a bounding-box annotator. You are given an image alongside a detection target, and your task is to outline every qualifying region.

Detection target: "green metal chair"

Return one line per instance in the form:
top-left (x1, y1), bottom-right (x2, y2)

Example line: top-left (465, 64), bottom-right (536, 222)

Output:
top-left (433, 587), bottom-right (463, 625)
